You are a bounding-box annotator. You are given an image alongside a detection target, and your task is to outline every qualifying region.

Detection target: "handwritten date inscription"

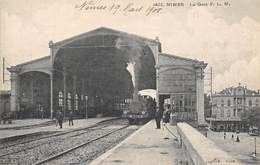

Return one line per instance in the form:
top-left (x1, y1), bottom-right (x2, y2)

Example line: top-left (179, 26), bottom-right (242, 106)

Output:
top-left (75, 1), bottom-right (163, 16)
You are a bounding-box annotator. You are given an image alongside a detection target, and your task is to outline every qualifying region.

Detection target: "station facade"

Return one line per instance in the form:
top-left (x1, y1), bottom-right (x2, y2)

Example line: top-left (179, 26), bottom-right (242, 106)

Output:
top-left (208, 84), bottom-right (260, 131)
top-left (8, 27), bottom-right (207, 124)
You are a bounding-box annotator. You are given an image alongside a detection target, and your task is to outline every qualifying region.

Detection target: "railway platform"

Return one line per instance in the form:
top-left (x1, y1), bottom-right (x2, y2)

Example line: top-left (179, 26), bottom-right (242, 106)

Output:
top-left (0, 117), bottom-right (117, 140)
top-left (90, 120), bottom-right (185, 165)
top-left (0, 119), bottom-right (52, 130)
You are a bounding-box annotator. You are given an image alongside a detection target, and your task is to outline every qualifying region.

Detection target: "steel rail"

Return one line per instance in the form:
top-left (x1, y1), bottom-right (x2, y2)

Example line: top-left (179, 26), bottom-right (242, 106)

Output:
top-left (0, 120), bottom-right (56, 131)
top-left (0, 118), bottom-right (120, 149)
top-left (33, 125), bottom-right (129, 165)
top-left (0, 124), bottom-right (109, 157)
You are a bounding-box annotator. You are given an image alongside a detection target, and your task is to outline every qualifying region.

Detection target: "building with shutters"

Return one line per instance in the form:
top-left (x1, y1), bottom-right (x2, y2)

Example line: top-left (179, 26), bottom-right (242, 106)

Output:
top-left (208, 84), bottom-right (260, 131)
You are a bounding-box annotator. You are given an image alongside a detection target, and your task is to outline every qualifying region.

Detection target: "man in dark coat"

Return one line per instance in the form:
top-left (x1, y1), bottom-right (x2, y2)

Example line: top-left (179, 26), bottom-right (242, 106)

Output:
top-left (155, 107), bottom-right (162, 129)
top-left (56, 110), bottom-right (63, 129)
top-left (68, 111), bottom-right (74, 126)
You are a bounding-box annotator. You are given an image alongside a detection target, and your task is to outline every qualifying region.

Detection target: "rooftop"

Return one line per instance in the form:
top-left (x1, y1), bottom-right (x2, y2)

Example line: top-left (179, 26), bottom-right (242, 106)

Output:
top-left (213, 84), bottom-right (260, 97)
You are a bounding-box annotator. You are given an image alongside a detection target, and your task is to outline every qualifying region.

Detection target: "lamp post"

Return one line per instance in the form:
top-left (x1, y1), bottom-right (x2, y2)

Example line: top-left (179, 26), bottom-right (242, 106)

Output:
top-left (254, 137), bottom-right (257, 156)
top-left (85, 96), bottom-right (88, 119)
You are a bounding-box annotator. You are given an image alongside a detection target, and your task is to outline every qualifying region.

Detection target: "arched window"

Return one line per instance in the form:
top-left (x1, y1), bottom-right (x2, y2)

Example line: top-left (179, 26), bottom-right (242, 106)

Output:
top-left (75, 94), bottom-right (78, 111)
top-left (221, 99), bottom-right (224, 107)
top-left (58, 91), bottom-right (63, 107)
top-left (233, 109), bottom-right (236, 117)
top-left (227, 99), bottom-right (231, 106)
top-left (227, 109), bottom-right (231, 117)
top-left (67, 93), bottom-right (71, 110)
top-left (221, 109), bottom-right (224, 117)
top-left (249, 100), bottom-right (252, 107)
top-left (180, 100), bottom-right (183, 107)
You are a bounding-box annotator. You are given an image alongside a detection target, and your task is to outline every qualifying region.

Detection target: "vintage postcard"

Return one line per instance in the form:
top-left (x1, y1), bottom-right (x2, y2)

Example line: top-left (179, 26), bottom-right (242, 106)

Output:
top-left (0, 0), bottom-right (259, 164)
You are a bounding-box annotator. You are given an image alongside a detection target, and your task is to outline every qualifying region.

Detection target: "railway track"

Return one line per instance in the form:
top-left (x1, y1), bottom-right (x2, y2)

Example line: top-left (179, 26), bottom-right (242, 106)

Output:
top-left (0, 118), bottom-right (136, 165)
top-left (0, 124), bottom-right (109, 157)
top-left (0, 117), bottom-right (119, 131)
top-left (33, 125), bottom-right (129, 165)
top-left (0, 123), bottom-right (107, 150)
top-left (0, 120), bottom-right (57, 131)
top-left (0, 117), bottom-right (121, 148)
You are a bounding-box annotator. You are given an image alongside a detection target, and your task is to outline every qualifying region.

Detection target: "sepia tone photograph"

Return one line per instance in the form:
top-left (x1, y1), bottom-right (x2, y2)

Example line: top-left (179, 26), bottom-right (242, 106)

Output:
top-left (0, 0), bottom-right (259, 164)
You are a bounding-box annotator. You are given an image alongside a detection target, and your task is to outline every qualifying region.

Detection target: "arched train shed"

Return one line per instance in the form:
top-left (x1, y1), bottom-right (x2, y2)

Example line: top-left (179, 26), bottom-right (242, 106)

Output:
top-left (8, 27), bottom-right (207, 124)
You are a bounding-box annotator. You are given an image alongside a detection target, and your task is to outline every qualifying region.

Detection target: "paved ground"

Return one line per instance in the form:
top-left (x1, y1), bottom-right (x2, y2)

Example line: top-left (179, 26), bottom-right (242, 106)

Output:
top-left (3, 119), bottom-right (253, 164)
top-left (0, 117), bottom-right (116, 140)
top-left (89, 120), bottom-right (186, 165)
top-left (207, 130), bottom-right (260, 164)
top-left (0, 119), bottom-right (52, 129)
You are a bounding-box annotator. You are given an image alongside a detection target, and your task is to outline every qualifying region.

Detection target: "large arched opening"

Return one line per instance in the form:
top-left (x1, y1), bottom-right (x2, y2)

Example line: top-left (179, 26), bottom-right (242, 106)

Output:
top-left (18, 71), bottom-right (50, 118)
top-left (53, 33), bottom-right (156, 117)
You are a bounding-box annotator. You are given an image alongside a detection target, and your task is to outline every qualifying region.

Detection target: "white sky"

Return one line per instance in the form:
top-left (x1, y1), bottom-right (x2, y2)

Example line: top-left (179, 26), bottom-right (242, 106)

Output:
top-left (0, 0), bottom-right (260, 93)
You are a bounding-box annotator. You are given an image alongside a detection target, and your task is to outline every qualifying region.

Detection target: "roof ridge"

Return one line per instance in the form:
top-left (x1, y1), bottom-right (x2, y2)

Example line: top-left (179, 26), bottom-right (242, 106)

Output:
top-left (16, 56), bottom-right (50, 67)
top-left (52, 27), bottom-right (157, 47)
top-left (159, 53), bottom-right (201, 63)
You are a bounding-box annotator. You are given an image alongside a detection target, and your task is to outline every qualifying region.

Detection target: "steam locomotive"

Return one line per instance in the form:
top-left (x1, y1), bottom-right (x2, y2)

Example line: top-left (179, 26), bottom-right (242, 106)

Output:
top-left (122, 95), bottom-right (156, 124)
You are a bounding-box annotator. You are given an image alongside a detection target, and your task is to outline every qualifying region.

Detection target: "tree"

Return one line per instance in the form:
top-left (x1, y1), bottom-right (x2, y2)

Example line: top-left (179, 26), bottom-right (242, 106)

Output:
top-left (241, 107), bottom-right (260, 131)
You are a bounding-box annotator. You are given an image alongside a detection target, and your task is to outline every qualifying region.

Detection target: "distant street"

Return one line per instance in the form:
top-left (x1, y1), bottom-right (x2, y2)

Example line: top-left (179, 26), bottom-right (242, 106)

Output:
top-left (208, 130), bottom-right (260, 164)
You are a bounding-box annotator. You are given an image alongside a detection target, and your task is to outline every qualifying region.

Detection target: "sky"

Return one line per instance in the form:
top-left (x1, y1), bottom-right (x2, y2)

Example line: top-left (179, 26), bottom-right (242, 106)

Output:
top-left (0, 0), bottom-right (260, 93)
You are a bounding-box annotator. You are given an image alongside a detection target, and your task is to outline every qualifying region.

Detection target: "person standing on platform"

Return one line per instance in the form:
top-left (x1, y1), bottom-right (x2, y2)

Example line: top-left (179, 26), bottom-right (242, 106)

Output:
top-left (155, 107), bottom-right (162, 129)
top-left (40, 106), bottom-right (44, 120)
top-left (68, 111), bottom-right (74, 126)
top-left (163, 107), bottom-right (171, 125)
top-left (55, 110), bottom-right (60, 127)
top-left (56, 110), bottom-right (63, 129)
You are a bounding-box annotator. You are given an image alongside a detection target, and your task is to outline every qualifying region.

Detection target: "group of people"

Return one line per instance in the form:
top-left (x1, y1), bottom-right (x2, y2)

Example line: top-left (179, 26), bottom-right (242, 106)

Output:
top-left (155, 107), bottom-right (171, 129)
top-left (55, 106), bottom-right (170, 129)
top-left (55, 110), bottom-right (74, 129)
top-left (224, 131), bottom-right (240, 142)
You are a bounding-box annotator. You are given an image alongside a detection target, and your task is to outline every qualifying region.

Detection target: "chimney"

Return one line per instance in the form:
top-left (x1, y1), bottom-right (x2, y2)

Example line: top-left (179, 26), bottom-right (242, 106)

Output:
top-left (155, 36), bottom-right (160, 42)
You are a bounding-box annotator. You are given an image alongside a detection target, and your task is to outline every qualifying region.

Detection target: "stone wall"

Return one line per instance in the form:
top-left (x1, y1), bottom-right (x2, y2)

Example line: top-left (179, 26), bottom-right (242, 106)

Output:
top-left (177, 123), bottom-right (242, 165)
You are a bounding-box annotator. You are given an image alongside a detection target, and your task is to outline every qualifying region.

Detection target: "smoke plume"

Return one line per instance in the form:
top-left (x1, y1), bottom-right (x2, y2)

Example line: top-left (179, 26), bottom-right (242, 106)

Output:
top-left (115, 38), bottom-right (143, 100)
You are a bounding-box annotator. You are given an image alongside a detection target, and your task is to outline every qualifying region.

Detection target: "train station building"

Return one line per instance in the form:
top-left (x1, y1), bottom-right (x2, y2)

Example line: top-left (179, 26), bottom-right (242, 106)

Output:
top-left (8, 27), bottom-right (207, 124)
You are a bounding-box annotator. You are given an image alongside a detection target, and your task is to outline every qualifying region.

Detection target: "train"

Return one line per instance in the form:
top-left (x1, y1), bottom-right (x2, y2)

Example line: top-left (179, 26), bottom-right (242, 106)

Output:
top-left (122, 95), bottom-right (156, 124)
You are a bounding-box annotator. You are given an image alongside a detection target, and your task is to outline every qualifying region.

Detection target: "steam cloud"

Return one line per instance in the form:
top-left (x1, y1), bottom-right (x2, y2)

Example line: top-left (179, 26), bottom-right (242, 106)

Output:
top-left (115, 38), bottom-right (143, 100)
